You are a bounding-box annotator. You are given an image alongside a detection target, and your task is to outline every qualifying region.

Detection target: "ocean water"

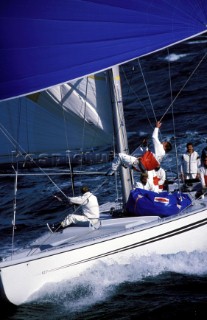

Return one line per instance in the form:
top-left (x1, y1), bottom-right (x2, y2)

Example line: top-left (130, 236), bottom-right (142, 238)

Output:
top-left (1, 33), bottom-right (207, 319)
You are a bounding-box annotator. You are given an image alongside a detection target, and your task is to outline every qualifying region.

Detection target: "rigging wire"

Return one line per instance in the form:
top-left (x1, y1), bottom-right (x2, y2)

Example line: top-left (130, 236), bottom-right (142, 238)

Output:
top-left (120, 65), bottom-right (154, 130)
top-left (122, 49), bottom-right (207, 196)
top-left (137, 58), bottom-right (157, 123)
top-left (123, 51), bottom-right (206, 143)
top-left (167, 48), bottom-right (182, 192)
top-left (0, 121), bottom-right (69, 200)
top-left (160, 51), bottom-right (207, 122)
top-left (11, 164), bottom-right (18, 258)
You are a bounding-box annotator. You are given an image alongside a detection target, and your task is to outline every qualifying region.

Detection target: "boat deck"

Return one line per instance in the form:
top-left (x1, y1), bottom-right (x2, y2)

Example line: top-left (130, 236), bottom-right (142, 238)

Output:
top-left (1, 215), bottom-right (159, 264)
top-left (42, 215), bottom-right (159, 249)
top-left (1, 195), bottom-right (207, 266)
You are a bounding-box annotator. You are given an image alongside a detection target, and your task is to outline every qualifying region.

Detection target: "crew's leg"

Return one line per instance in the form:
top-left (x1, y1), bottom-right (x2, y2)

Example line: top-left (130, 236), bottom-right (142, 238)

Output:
top-left (106, 153), bottom-right (122, 175)
top-left (48, 214), bottom-right (90, 233)
top-left (61, 214), bottom-right (89, 227)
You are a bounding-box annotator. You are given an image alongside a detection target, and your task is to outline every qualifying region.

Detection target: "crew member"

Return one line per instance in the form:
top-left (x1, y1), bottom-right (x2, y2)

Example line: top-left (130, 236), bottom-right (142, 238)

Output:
top-left (106, 121), bottom-right (172, 175)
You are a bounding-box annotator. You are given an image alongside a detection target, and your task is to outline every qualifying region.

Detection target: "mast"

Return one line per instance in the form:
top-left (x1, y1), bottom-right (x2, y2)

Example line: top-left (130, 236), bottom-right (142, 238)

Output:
top-left (111, 65), bottom-right (132, 205)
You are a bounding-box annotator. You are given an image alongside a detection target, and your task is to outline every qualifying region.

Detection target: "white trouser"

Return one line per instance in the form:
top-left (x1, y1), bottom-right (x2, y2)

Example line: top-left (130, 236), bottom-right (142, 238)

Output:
top-left (61, 214), bottom-right (99, 227)
top-left (184, 173), bottom-right (198, 179)
top-left (111, 153), bottom-right (139, 171)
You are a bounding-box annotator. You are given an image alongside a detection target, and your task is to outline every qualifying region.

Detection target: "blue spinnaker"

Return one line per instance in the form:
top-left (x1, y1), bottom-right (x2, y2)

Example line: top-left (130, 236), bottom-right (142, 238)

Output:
top-left (0, 0), bottom-right (207, 101)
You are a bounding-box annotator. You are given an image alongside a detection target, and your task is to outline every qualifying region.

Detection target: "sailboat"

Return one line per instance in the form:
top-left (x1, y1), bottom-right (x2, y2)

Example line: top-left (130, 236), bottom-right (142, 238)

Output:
top-left (0, 1), bottom-right (207, 306)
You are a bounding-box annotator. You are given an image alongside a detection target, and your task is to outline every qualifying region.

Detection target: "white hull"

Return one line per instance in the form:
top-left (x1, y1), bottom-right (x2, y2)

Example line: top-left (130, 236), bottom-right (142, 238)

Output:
top-left (0, 200), bottom-right (207, 306)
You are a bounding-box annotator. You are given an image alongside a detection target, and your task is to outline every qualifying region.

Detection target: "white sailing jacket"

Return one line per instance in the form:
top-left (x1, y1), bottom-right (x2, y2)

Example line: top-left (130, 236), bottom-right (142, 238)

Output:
top-left (180, 151), bottom-right (200, 179)
top-left (68, 192), bottom-right (99, 219)
top-left (152, 127), bottom-right (165, 163)
top-left (199, 166), bottom-right (207, 187)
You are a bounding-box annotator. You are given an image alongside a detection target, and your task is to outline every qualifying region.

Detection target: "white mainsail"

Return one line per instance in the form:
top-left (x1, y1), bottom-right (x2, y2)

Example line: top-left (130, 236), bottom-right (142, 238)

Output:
top-left (0, 72), bottom-right (114, 166)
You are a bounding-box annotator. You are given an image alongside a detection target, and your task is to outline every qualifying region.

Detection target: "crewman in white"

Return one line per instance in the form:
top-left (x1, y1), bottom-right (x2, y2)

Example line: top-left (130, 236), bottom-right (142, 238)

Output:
top-left (62, 186), bottom-right (99, 227)
top-left (148, 166), bottom-right (166, 193)
top-left (180, 142), bottom-right (200, 180)
top-left (106, 122), bottom-right (172, 175)
top-left (49, 186), bottom-right (100, 232)
top-left (133, 172), bottom-right (156, 191)
top-left (199, 156), bottom-right (207, 189)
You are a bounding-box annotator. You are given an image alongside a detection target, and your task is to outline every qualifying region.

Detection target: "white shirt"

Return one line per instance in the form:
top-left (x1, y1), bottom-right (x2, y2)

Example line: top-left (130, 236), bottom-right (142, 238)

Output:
top-left (180, 151), bottom-right (200, 179)
top-left (134, 179), bottom-right (156, 191)
top-left (68, 192), bottom-right (99, 219)
top-left (152, 127), bottom-right (166, 163)
top-left (148, 168), bottom-right (166, 192)
top-left (199, 166), bottom-right (207, 188)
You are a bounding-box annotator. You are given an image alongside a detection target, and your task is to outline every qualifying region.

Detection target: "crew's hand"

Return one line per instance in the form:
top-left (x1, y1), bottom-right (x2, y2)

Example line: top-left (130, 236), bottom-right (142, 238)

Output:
top-left (156, 121), bottom-right (162, 128)
top-left (196, 173), bottom-right (200, 180)
top-left (142, 138), bottom-right (148, 147)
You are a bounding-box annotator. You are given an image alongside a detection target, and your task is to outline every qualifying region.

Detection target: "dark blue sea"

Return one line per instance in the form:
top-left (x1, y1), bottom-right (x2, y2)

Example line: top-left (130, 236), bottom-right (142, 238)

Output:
top-left (1, 33), bottom-right (207, 319)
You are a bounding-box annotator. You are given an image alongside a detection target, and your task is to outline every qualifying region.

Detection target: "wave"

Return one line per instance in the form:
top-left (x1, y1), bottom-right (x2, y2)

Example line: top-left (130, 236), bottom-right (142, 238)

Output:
top-left (164, 53), bottom-right (188, 62)
top-left (27, 250), bottom-right (207, 311)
